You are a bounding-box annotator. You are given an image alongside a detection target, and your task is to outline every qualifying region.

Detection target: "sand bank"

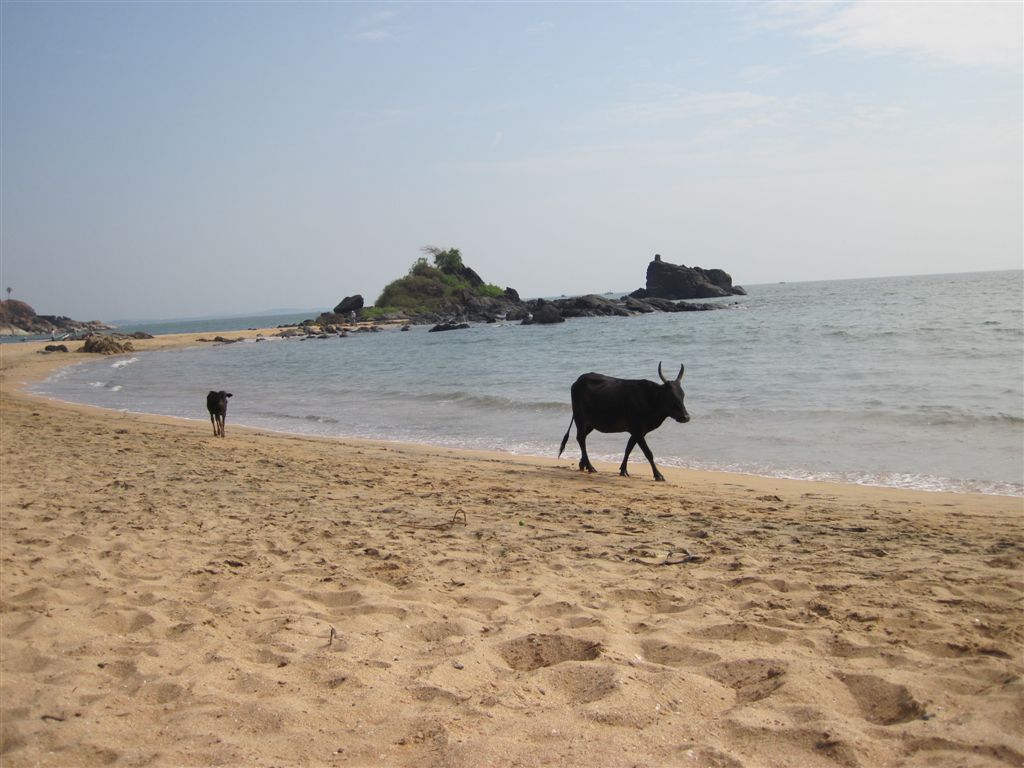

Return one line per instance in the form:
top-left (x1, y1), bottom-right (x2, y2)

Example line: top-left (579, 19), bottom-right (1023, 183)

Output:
top-left (1, 335), bottom-right (1021, 767)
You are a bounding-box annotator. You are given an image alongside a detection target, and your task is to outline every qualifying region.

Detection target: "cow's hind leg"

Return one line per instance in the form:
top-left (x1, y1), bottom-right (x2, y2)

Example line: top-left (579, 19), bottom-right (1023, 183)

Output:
top-left (619, 435), bottom-right (638, 477)
top-left (576, 426), bottom-right (597, 473)
top-left (636, 436), bottom-right (665, 481)
top-left (210, 414), bottom-right (218, 436)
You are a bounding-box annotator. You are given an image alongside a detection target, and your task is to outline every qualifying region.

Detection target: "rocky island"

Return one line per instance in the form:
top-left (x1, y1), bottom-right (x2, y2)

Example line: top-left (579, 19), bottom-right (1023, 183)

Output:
top-left (1, 251), bottom-right (745, 343)
top-left (631, 254), bottom-right (746, 300)
top-left (0, 299), bottom-right (112, 338)
top-left (308, 249), bottom-right (744, 330)
top-left (305, 249), bottom-right (745, 327)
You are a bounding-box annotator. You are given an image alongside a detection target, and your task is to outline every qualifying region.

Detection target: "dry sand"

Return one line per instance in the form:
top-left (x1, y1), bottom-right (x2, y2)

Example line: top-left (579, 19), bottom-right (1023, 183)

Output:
top-left (1, 334), bottom-right (1022, 767)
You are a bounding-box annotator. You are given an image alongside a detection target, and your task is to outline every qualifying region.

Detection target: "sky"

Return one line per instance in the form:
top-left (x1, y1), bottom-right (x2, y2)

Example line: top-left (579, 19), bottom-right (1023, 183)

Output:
top-left (2, 1), bottom-right (1021, 322)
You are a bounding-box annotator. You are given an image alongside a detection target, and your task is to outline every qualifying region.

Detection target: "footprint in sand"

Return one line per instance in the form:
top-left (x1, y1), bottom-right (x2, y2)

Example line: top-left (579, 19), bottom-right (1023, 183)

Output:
top-left (524, 601), bottom-right (603, 629)
top-left (306, 588), bottom-right (364, 609)
top-left (498, 633), bottom-right (602, 671)
top-left (410, 685), bottom-right (465, 705)
top-left (135, 681), bottom-right (187, 705)
top-left (704, 659), bottom-right (788, 703)
top-left (97, 659), bottom-right (139, 681)
top-left (254, 648), bottom-right (291, 668)
top-left (320, 673), bottom-right (363, 690)
top-left (457, 595), bottom-right (507, 614)
top-left (839, 672), bottom-right (926, 725)
top-left (694, 622), bottom-right (787, 644)
top-left (94, 610), bottom-right (156, 635)
top-left (407, 620), bottom-right (467, 643)
top-left (544, 663), bottom-right (619, 703)
top-left (640, 640), bottom-right (720, 667)
top-left (5, 646), bottom-right (54, 674)
top-left (525, 600), bottom-right (578, 618)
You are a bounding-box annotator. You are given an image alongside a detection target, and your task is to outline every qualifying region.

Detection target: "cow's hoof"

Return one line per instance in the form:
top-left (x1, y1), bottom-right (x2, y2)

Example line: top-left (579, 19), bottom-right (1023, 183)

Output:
top-left (654, 475), bottom-right (666, 482)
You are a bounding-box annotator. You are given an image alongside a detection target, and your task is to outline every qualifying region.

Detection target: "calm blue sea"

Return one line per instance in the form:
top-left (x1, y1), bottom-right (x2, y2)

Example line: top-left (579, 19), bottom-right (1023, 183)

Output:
top-left (109, 312), bottom-right (317, 337)
top-left (30, 271), bottom-right (1024, 496)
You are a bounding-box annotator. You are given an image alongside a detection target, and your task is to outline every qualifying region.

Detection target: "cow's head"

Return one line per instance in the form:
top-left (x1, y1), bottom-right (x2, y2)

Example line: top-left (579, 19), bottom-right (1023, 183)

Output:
top-left (658, 362), bottom-right (690, 423)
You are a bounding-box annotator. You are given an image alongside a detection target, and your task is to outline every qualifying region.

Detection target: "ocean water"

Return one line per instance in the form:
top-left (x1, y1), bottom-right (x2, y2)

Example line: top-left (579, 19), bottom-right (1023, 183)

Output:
top-left (108, 312), bottom-right (317, 337)
top-left (31, 271), bottom-right (1024, 497)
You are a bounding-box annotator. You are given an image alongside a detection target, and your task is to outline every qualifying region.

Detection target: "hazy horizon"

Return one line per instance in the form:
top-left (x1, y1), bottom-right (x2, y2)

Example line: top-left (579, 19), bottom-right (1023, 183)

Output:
top-left (2, 2), bottom-right (1021, 321)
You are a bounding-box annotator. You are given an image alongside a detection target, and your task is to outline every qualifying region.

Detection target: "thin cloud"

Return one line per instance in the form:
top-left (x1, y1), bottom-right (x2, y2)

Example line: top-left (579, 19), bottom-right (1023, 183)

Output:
top-left (356, 29), bottom-right (394, 42)
top-left (603, 87), bottom-right (780, 126)
top-left (761, 1), bottom-right (1022, 71)
top-left (348, 9), bottom-right (403, 43)
top-left (737, 63), bottom-right (789, 84)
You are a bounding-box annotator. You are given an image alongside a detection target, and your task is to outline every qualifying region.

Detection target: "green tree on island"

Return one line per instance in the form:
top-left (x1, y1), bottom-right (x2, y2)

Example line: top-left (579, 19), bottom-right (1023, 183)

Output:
top-left (367, 246), bottom-right (505, 319)
top-left (423, 245), bottom-right (464, 274)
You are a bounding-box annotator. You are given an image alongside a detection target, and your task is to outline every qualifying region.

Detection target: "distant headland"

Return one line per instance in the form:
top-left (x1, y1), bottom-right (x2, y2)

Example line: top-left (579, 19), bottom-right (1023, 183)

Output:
top-left (0, 299), bottom-right (111, 338)
top-left (309, 249), bottom-right (746, 330)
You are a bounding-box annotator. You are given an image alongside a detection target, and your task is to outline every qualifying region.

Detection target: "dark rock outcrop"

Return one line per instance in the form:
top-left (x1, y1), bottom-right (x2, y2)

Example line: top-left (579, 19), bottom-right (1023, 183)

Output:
top-left (0, 299), bottom-right (111, 337)
top-left (460, 294), bottom-right (523, 323)
top-left (521, 302), bottom-right (564, 325)
top-left (456, 266), bottom-right (484, 288)
top-left (429, 321), bottom-right (470, 333)
top-left (631, 255), bottom-right (746, 300)
top-left (506, 305), bottom-right (530, 322)
top-left (78, 335), bottom-right (134, 355)
top-left (551, 294), bottom-right (631, 318)
top-left (333, 295), bottom-right (364, 315)
top-left (623, 297), bottom-right (657, 313)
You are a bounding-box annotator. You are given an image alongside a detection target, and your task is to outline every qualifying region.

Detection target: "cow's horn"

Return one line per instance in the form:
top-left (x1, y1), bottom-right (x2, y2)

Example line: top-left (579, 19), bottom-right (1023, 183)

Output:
top-left (658, 362), bottom-right (685, 383)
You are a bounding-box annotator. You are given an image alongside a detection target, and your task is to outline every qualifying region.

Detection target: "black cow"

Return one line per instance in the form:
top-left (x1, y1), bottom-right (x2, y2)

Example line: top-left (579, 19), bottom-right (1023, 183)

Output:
top-left (558, 362), bottom-right (688, 481)
top-left (206, 391), bottom-right (233, 437)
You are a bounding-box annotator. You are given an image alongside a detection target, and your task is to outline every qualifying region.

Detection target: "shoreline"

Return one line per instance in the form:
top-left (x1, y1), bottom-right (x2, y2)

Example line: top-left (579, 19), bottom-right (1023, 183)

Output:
top-left (13, 329), bottom-right (1021, 499)
top-left (2, 331), bottom-right (1022, 766)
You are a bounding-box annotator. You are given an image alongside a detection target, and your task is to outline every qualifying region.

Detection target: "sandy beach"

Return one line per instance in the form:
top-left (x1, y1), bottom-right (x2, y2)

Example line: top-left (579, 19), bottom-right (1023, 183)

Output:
top-left (1, 334), bottom-right (1021, 768)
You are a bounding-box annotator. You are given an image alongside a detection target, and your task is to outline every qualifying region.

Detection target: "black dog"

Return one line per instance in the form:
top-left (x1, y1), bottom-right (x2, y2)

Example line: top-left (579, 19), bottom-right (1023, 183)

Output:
top-left (206, 391), bottom-right (233, 437)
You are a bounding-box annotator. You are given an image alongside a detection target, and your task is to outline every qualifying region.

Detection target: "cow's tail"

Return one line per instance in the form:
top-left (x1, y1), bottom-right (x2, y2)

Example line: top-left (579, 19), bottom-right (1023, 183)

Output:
top-left (558, 416), bottom-right (575, 458)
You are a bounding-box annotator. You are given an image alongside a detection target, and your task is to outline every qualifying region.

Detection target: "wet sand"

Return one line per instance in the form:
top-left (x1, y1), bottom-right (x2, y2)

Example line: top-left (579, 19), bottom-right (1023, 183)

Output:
top-left (1, 335), bottom-right (1022, 767)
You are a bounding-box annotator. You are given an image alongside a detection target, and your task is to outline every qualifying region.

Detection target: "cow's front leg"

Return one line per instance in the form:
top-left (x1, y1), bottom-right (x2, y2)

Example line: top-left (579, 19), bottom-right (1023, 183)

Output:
top-left (636, 436), bottom-right (665, 481)
top-left (619, 435), bottom-right (638, 476)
